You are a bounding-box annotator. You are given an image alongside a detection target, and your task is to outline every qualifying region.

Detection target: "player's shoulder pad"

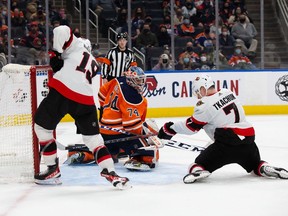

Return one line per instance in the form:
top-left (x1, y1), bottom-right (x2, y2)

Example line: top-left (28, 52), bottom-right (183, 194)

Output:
top-left (117, 77), bottom-right (143, 104)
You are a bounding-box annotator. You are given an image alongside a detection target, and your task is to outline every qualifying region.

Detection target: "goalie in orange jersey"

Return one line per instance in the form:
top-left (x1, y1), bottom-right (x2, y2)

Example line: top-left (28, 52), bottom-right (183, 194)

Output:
top-left (67, 67), bottom-right (162, 171)
top-left (97, 66), bottom-right (163, 171)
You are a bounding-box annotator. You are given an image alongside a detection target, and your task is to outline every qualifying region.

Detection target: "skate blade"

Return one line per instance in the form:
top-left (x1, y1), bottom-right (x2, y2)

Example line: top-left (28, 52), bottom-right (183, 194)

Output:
top-left (183, 172), bottom-right (210, 184)
top-left (124, 163), bottom-right (151, 171)
top-left (114, 181), bottom-right (132, 190)
top-left (35, 178), bottom-right (62, 185)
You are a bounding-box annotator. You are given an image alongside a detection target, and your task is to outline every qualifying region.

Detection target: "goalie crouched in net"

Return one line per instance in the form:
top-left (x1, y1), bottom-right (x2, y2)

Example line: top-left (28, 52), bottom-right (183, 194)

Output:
top-left (68, 67), bottom-right (162, 171)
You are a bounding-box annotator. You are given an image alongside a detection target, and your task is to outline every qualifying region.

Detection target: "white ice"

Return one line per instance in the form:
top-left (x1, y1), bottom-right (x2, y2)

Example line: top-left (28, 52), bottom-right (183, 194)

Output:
top-left (1, 115), bottom-right (288, 216)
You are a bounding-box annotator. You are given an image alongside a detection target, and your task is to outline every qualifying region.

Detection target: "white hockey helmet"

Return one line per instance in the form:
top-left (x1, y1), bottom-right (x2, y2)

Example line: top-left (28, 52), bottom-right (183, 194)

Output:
top-left (53, 25), bottom-right (73, 53)
top-left (124, 66), bottom-right (146, 94)
top-left (192, 73), bottom-right (215, 97)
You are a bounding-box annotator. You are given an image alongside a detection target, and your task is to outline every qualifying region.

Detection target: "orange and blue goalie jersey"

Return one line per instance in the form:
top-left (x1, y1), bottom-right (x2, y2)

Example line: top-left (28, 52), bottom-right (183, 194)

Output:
top-left (98, 76), bottom-right (147, 135)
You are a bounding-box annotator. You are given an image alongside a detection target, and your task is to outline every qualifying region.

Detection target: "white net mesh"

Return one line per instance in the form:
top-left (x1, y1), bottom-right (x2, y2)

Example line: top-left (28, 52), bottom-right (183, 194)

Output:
top-left (0, 64), bottom-right (50, 183)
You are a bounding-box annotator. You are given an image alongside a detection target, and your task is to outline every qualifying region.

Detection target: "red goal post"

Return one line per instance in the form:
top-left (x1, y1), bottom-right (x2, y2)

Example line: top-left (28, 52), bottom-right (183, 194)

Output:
top-left (0, 64), bottom-right (53, 183)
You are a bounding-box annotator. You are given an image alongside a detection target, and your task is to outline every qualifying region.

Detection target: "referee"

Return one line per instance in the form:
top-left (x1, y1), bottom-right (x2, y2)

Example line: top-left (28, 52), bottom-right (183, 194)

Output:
top-left (101, 32), bottom-right (137, 82)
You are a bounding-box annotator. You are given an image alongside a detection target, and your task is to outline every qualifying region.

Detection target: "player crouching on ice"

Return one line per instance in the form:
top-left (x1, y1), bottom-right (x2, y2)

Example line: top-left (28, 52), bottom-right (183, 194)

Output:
top-left (158, 74), bottom-right (288, 183)
top-left (67, 67), bottom-right (163, 171)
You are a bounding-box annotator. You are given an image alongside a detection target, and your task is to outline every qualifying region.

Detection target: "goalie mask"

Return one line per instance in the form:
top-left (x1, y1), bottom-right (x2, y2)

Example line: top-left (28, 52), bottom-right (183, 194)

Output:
top-left (192, 74), bottom-right (214, 98)
top-left (124, 66), bottom-right (146, 94)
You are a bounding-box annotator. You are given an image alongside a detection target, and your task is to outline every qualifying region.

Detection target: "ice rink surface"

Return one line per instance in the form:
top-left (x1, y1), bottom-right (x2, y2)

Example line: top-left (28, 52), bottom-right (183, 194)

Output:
top-left (1, 115), bottom-right (288, 216)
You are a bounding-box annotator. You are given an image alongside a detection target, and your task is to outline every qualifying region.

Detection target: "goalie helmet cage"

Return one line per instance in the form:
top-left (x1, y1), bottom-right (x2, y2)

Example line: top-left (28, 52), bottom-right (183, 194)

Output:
top-left (0, 64), bottom-right (53, 183)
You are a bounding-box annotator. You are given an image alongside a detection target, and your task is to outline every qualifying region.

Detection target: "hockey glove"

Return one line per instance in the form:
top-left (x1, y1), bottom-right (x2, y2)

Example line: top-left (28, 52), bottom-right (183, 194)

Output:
top-left (158, 122), bottom-right (176, 140)
top-left (48, 50), bottom-right (63, 73)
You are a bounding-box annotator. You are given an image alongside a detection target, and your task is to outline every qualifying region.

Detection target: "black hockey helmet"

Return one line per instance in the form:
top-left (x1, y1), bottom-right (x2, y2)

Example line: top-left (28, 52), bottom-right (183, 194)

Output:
top-left (117, 32), bottom-right (128, 41)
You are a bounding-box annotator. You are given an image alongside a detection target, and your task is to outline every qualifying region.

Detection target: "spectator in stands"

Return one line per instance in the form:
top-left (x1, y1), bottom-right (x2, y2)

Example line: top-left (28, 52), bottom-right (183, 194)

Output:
top-left (219, 0), bottom-right (234, 26)
top-left (58, 8), bottom-right (70, 26)
top-left (194, 26), bottom-right (210, 51)
top-left (30, 5), bottom-right (47, 34)
top-left (25, 1), bottom-right (37, 22)
top-left (144, 15), bottom-right (159, 34)
top-left (231, 14), bottom-right (257, 58)
top-left (157, 25), bottom-right (171, 47)
top-left (11, 7), bottom-right (25, 27)
top-left (0, 6), bottom-right (8, 26)
top-left (131, 7), bottom-right (146, 45)
top-left (199, 7), bottom-right (215, 28)
top-left (174, 7), bottom-right (184, 26)
top-left (219, 25), bottom-right (235, 48)
top-left (136, 23), bottom-right (158, 54)
top-left (152, 53), bottom-right (173, 71)
top-left (19, 21), bottom-right (46, 65)
top-left (181, 0), bottom-right (197, 18)
top-left (161, 15), bottom-right (173, 35)
top-left (177, 17), bottom-right (195, 38)
top-left (228, 44), bottom-right (256, 69)
top-left (177, 41), bottom-right (200, 70)
top-left (195, 52), bottom-right (215, 70)
top-left (228, 6), bottom-right (252, 29)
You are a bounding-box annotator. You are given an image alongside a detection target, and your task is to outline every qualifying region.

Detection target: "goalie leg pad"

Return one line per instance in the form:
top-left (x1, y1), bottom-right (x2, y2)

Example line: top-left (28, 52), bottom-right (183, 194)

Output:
top-left (124, 146), bottom-right (159, 171)
top-left (66, 150), bottom-right (95, 165)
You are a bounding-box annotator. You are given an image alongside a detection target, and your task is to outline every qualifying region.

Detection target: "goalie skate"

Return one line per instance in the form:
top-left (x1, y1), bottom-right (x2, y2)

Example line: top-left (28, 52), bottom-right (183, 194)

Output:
top-left (260, 165), bottom-right (288, 179)
top-left (100, 168), bottom-right (131, 190)
top-left (183, 170), bottom-right (211, 184)
top-left (124, 159), bottom-right (152, 171)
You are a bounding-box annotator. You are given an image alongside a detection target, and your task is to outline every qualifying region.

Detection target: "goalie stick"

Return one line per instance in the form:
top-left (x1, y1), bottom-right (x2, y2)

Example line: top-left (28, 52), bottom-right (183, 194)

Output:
top-left (55, 133), bottom-right (156, 151)
top-left (100, 125), bottom-right (158, 136)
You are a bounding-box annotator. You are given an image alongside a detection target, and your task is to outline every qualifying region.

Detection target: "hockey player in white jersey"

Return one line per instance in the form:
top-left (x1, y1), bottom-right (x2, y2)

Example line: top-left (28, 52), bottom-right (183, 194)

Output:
top-left (158, 74), bottom-right (288, 183)
top-left (34, 25), bottom-right (130, 189)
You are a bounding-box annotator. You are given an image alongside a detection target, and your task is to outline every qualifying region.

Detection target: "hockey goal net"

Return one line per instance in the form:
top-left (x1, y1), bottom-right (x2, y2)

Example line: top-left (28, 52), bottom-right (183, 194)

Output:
top-left (0, 64), bottom-right (52, 183)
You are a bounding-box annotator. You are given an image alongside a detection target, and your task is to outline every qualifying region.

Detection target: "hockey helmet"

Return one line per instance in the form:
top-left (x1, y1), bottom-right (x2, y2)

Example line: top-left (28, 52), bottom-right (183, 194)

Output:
top-left (124, 66), bottom-right (146, 94)
top-left (117, 32), bottom-right (128, 41)
top-left (192, 74), bottom-right (215, 97)
top-left (53, 25), bottom-right (73, 53)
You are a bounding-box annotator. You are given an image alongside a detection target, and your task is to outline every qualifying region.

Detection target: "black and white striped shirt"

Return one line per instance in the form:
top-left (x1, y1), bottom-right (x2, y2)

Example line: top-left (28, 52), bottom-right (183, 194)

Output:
top-left (101, 46), bottom-right (137, 81)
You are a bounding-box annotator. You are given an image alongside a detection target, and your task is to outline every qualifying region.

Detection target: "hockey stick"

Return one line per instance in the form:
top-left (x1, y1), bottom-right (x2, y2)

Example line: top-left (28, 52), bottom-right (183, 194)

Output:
top-left (100, 125), bottom-right (158, 136)
top-left (162, 139), bottom-right (206, 152)
top-left (100, 124), bottom-right (164, 148)
top-left (55, 133), bottom-right (156, 151)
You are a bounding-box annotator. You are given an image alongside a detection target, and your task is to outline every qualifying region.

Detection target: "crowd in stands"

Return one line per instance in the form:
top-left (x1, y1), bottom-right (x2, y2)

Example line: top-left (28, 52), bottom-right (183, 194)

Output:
top-left (109, 0), bottom-right (258, 70)
top-left (0, 0), bottom-right (72, 67)
top-left (0, 0), bottom-right (258, 71)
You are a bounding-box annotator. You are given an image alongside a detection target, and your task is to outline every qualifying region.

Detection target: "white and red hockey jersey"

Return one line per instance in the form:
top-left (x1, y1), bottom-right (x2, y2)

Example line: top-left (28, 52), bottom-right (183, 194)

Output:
top-left (171, 88), bottom-right (254, 141)
top-left (48, 25), bottom-right (99, 105)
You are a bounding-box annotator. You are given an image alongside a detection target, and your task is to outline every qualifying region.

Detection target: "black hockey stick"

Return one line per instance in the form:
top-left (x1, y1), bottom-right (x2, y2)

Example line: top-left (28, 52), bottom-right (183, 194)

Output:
top-left (56, 133), bottom-right (156, 151)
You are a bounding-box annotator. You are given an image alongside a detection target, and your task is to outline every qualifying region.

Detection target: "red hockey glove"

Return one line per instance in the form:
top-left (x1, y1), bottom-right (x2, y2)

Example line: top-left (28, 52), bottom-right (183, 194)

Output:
top-left (158, 122), bottom-right (176, 140)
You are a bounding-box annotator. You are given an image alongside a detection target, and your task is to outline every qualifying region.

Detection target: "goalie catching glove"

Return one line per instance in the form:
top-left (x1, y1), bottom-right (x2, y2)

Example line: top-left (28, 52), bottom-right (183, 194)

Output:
top-left (158, 122), bottom-right (177, 140)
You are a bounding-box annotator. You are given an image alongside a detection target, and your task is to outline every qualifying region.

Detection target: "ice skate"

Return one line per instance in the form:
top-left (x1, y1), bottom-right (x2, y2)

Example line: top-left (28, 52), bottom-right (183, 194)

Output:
top-left (183, 170), bottom-right (211, 184)
top-left (260, 165), bottom-right (288, 179)
top-left (34, 159), bottom-right (61, 185)
top-left (100, 168), bottom-right (131, 189)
